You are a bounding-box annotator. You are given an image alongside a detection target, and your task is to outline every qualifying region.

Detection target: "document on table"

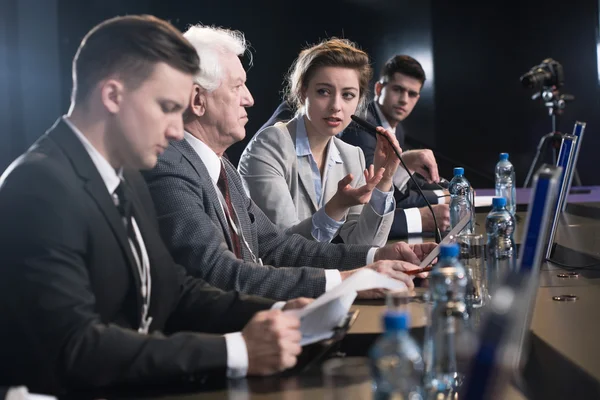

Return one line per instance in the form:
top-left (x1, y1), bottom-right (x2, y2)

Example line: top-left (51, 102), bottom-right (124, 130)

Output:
top-left (5, 386), bottom-right (57, 400)
top-left (286, 269), bottom-right (408, 345)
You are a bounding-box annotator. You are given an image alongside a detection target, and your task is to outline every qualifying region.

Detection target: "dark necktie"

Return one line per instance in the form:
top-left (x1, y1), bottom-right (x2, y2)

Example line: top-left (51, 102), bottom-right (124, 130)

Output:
top-left (114, 179), bottom-right (153, 334)
top-left (114, 180), bottom-right (143, 266)
top-left (216, 163), bottom-right (242, 259)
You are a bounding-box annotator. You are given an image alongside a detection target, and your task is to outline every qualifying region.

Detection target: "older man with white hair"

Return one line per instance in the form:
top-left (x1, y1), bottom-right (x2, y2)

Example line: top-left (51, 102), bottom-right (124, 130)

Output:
top-left (143, 25), bottom-right (435, 303)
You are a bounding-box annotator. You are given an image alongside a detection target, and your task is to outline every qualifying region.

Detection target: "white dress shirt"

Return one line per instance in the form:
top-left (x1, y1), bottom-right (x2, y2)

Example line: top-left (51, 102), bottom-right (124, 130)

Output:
top-left (373, 103), bottom-right (444, 234)
top-left (63, 117), bottom-right (249, 378)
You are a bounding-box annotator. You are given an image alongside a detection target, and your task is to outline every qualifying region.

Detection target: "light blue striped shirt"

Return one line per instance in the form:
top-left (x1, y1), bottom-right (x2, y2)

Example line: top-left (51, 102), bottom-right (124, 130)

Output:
top-left (295, 116), bottom-right (394, 242)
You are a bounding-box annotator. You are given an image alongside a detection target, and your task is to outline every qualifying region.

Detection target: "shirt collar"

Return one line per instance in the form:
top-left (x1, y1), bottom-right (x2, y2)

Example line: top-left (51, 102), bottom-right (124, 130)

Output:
top-left (184, 131), bottom-right (222, 185)
top-left (373, 102), bottom-right (396, 134)
top-left (295, 116), bottom-right (312, 157)
top-left (63, 116), bottom-right (122, 194)
top-left (295, 116), bottom-right (343, 164)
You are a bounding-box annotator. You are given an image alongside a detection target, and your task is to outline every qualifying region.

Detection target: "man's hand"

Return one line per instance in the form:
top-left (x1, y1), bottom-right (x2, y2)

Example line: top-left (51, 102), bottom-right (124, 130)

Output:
top-left (374, 241), bottom-right (436, 264)
top-left (339, 260), bottom-right (427, 299)
top-left (401, 149), bottom-right (439, 183)
top-left (243, 310), bottom-right (302, 376)
top-left (407, 242), bottom-right (438, 262)
top-left (282, 297), bottom-right (313, 311)
top-left (419, 204), bottom-right (450, 232)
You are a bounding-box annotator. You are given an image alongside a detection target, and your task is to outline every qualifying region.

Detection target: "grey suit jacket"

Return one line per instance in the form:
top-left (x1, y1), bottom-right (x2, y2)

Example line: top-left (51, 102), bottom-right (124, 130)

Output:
top-left (238, 117), bottom-right (394, 246)
top-left (143, 139), bottom-right (373, 301)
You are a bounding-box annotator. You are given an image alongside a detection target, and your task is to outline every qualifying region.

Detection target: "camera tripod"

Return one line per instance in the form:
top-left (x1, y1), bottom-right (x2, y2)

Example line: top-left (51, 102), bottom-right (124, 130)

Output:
top-left (523, 86), bottom-right (579, 188)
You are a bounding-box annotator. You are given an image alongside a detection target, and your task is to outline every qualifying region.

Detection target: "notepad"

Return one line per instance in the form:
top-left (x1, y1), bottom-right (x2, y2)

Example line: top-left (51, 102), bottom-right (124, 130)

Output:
top-left (286, 269), bottom-right (407, 346)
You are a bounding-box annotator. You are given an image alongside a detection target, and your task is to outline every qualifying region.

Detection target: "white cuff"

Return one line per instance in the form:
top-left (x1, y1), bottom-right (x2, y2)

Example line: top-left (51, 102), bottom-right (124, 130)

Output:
top-left (224, 332), bottom-right (248, 378)
top-left (404, 208), bottom-right (423, 234)
top-left (407, 236), bottom-right (424, 244)
top-left (366, 247), bottom-right (378, 264)
top-left (325, 269), bottom-right (342, 291)
top-left (433, 189), bottom-right (445, 204)
top-left (271, 301), bottom-right (286, 310)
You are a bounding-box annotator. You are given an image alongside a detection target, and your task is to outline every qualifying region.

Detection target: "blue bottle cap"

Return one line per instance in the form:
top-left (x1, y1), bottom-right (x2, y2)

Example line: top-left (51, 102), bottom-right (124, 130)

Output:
top-left (453, 167), bottom-right (464, 176)
top-left (492, 197), bottom-right (506, 208)
top-left (383, 311), bottom-right (409, 331)
top-left (439, 243), bottom-right (459, 258)
top-left (499, 153), bottom-right (509, 161)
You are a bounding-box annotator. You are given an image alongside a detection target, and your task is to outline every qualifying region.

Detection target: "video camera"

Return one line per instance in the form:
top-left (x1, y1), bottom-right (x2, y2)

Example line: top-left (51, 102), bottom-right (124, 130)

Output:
top-left (520, 58), bottom-right (564, 90)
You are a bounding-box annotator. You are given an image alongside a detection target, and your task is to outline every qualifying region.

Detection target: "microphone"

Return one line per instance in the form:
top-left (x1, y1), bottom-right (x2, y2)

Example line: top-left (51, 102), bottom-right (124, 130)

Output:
top-left (350, 114), bottom-right (442, 244)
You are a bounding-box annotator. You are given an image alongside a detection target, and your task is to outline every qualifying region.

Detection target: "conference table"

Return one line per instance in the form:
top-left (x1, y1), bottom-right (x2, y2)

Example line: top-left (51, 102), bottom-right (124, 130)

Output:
top-left (77, 192), bottom-right (600, 399)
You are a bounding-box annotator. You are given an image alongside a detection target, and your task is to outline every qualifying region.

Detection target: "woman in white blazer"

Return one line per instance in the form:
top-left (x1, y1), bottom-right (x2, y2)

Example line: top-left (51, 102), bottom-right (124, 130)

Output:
top-left (238, 38), bottom-right (402, 246)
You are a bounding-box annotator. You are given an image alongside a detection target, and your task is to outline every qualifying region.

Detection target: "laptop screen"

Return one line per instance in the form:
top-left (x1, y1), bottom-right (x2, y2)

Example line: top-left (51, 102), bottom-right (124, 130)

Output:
top-left (546, 133), bottom-right (578, 259)
top-left (461, 164), bottom-right (562, 399)
top-left (561, 121), bottom-right (586, 212)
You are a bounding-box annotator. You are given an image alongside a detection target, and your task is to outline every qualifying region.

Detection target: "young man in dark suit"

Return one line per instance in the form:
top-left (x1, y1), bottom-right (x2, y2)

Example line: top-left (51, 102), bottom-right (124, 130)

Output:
top-left (0, 15), bottom-right (309, 395)
top-left (340, 55), bottom-right (451, 238)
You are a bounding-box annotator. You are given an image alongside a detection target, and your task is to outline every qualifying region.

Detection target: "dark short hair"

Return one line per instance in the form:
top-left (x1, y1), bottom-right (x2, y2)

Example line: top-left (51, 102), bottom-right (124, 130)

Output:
top-left (72, 15), bottom-right (200, 103)
top-left (379, 55), bottom-right (426, 86)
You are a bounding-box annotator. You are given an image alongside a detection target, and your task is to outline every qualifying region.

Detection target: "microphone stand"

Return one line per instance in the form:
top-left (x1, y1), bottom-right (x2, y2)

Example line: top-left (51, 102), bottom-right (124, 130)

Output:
top-left (523, 86), bottom-right (574, 188)
top-left (351, 115), bottom-right (442, 244)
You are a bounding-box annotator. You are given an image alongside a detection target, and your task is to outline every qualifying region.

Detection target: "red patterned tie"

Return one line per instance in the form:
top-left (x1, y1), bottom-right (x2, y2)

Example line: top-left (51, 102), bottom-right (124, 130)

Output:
top-left (216, 162), bottom-right (242, 259)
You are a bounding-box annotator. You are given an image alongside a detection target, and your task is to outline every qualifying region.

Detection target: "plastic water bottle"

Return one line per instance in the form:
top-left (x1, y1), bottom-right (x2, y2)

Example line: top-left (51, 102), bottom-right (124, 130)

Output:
top-left (495, 153), bottom-right (516, 215)
top-left (424, 243), bottom-right (470, 398)
top-left (449, 167), bottom-right (473, 234)
top-left (370, 311), bottom-right (425, 400)
top-left (485, 197), bottom-right (516, 293)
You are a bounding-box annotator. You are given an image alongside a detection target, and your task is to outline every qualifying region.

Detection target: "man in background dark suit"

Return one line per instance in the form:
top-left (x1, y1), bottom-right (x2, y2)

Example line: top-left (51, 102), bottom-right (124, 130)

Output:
top-left (340, 55), bottom-right (450, 238)
top-left (0, 15), bottom-right (308, 395)
top-left (143, 25), bottom-right (432, 301)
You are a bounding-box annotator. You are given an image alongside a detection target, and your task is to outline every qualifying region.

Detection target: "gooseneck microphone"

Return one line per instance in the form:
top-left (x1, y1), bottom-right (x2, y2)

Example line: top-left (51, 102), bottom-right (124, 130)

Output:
top-left (350, 115), bottom-right (442, 244)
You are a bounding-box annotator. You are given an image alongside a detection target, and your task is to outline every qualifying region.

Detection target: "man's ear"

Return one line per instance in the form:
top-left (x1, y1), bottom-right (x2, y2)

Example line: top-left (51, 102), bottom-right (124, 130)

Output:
top-left (374, 81), bottom-right (384, 98)
top-left (100, 79), bottom-right (124, 114)
top-left (190, 84), bottom-right (207, 117)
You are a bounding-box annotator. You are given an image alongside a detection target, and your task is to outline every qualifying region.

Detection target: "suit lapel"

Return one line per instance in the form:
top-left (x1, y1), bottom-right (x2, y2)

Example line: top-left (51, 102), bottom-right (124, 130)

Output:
top-left (296, 157), bottom-right (319, 211)
top-left (322, 139), bottom-right (345, 206)
top-left (368, 101), bottom-right (383, 128)
top-left (48, 120), bottom-right (142, 302)
top-left (222, 159), bottom-right (254, 261)
top-left (171, 140), bottom-right (236, 252)
top-left (368, 101), bottom-right (404, 146)
top-left (286, 119), bottom-right (319, 212)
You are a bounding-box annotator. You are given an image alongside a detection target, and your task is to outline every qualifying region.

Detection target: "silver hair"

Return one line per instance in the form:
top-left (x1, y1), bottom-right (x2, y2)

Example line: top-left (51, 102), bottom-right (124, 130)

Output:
top-left (183, 24), bottom-right (250, 92)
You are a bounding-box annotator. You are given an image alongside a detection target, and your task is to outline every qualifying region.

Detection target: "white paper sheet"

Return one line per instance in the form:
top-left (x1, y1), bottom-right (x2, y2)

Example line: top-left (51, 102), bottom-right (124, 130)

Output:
top-left (6, 387), bottom-right (57, 400)
top-left (286, 269), bottom-right (408, 345)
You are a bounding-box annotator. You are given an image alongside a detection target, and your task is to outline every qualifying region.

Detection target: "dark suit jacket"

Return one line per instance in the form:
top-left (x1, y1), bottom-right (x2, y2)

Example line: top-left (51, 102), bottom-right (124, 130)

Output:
top-left (339, 101), bottom-right (443, 237)
top-left (0, 120), bottom-right (273, 394)
top-left (257, 100), bottom-right (295, 134)
top-left (142, 139), bottom-right (373, 301)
